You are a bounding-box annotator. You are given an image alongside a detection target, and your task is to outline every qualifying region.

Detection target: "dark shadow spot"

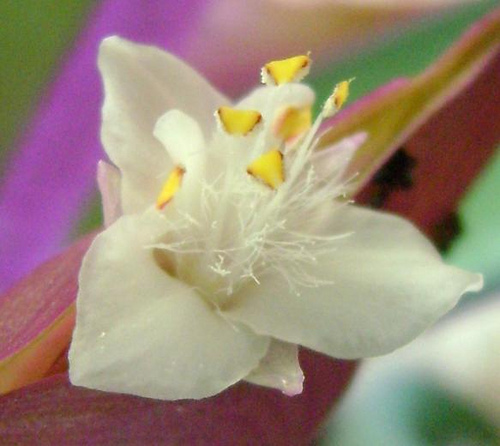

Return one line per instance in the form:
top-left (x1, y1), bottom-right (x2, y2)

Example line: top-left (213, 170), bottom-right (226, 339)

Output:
top-left (370, 148), bottom-right (417, 208)
top-left (433, 212), bottom-right (463, 253)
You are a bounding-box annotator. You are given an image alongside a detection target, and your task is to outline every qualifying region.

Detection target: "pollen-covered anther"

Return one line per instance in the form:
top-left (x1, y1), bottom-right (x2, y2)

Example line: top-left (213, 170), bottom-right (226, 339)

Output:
top-left (273, 106), bottom-right (312, 143)
top-left (247, 149), bottom-right (285, 189)
top-left (216, 107), bottom-right (262, 136)
top-left (261, 54), bottom-right (311, 86)
top-left (323, 78), bottom-right (354, 117)
top-left (156, 166), bottom-right (185, 209)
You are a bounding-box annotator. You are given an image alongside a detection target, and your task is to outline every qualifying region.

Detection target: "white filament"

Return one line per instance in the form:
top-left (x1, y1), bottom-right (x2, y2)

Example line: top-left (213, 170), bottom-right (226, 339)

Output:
top-left (151, 86), bottom-right (354, 303)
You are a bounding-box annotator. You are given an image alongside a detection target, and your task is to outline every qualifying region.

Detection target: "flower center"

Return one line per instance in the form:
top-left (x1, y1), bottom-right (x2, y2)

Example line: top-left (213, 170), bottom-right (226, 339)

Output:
top-left (152, 55), bottom-right (354, 305)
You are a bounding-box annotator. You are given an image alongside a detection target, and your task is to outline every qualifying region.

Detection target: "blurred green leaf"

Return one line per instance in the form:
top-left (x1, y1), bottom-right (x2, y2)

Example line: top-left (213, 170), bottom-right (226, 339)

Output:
top-left (0, 1), bottom-right (96, 172)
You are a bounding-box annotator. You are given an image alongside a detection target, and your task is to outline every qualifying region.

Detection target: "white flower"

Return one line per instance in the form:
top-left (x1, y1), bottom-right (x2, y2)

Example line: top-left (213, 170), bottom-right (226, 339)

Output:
top-left (68, 37), bottom-right (483, 400)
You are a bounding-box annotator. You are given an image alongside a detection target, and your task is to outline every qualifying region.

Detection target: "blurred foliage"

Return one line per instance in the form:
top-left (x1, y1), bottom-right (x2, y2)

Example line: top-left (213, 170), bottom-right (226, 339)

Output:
top-left (309, 0), bottom-right (500, 105)
top-left (448, 146), bottom-right (500, 294)
top-left (322, 374), bottom-right (499, 445)
top-left (0, 0), bottom-right (96, 173)
top-left (413, 382), bottom-right (498, 445)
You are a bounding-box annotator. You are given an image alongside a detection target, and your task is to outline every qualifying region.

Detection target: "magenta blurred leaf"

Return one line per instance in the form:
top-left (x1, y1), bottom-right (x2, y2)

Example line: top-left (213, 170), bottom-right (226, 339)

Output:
top-left (0, 353), bottom-right (355, 444)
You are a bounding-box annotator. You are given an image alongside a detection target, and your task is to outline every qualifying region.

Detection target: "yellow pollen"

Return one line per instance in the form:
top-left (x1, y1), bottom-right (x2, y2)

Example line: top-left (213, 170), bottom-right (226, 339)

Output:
top-left (324, 79), bottom-right (354, 117)
top-left (262, 54), bottom-right (311, 86)
top-left (216, 107), bottom-right (262, 136)
top-left (156, 166), bottom-right (185, 209)
top-left (333, 79), bottom-right (352, 109)
top-left (274, 106), bottom-right (312, 143)
top-left (247, 149), bottom-right (284, 189)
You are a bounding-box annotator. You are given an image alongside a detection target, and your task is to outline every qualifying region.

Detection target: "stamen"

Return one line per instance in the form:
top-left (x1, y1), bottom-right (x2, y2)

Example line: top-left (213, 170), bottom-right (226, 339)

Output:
top-left (247, 149), bottom-right (284, 189)
top-left (156, 166), bottom-right (185, 209)
top-left (323, 78), bottom-right (354, 117)
top-left (216, 107), bottom-right (262, 136)
top-left (261, 54), bottom-right (311, 86)
top-left (273, 106), bottom-right (312, 143)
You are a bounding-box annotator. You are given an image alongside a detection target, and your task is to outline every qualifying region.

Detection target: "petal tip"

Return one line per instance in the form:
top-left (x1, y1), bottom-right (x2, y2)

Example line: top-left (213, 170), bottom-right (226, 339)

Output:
top-left (281, 375), bottom-right (304, 397)
top-left (468, 272), bottom-right (484, 294)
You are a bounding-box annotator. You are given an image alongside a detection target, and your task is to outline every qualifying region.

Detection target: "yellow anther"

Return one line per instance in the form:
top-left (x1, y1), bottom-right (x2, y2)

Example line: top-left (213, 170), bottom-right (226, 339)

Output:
top-left (274, 106), bottom-right (312, 143)
top-left (247, 149), bottom-right (284, 189)
top-left (324, 79), bottom-right (354, 117)
top-left (216, 106), bottom-right (262, 136)
top-left (262, 54), bottom-right (311, 86)
top-left (156, 166), bottom-right (185, 209)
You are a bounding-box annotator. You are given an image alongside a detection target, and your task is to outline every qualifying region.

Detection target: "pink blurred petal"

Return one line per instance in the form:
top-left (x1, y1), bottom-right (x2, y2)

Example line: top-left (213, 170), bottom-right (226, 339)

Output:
top-left (97, 160), bottom-right (122, 227)
top-left (280, 0), bottom-right (474, 7)
top-left (0, 235), bottom-right (93, 393)
top-left (0, 353), bottom-right (355, 444)
top-left (311, 132), bottom-right (368, 185)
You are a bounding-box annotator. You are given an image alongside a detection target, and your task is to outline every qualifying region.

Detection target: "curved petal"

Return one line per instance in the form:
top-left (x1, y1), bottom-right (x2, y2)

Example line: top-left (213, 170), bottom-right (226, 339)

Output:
top-left (97, 161), bottom-right (122, 227)
top-left (224, 206), bottom-right (483, 359)
top-left (154, 110), bottom-right (206, 164)
top-left (99, 36), bottom-right (228, 213)
top-left (310, 132), bottom-right (367, 185)
top-left (69, 212), bottom-right (269, 400)
top-left (245, 340), bottom-right (304, 396)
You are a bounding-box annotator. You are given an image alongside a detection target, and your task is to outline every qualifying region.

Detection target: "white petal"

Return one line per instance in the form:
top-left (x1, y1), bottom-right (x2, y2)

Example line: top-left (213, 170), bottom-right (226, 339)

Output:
top-left (245, 340), bottom-right (304, 396)
top-left (154, 110), bottom-right (205, 164)
top-left (311, 132), bottom-right (367, 184)
top-left (99, 37), bottom-right (228, 213)
top-left (236, 84), bottom-right (315, 118)
top-left (69, 212), bottom-right (270, 400)
top-left (97, 160), bottom-right (122, 227)
top-left (224, 206), bottom-right (483, 359)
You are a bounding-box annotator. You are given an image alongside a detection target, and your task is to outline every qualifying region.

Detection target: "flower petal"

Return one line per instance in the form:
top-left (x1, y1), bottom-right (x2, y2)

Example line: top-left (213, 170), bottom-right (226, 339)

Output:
top-left (69, 212), bottom-right (270, 400)
top-left (225, 206), bottom-right (483, 359)
top-left (97, 160), bottom-right (122, 227)
top-left (154, 110), bottom-right (206, 164)
top-left (317, 7), bottom-right (500, 193)
top-left (236, 84), bottom-right (315, 117)
top-left (310, 132), bottom-right (367, 185)
top-left (99, 36), bottom-right (228, 213)
top-left (245, 340), bottom-right (304, 396)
